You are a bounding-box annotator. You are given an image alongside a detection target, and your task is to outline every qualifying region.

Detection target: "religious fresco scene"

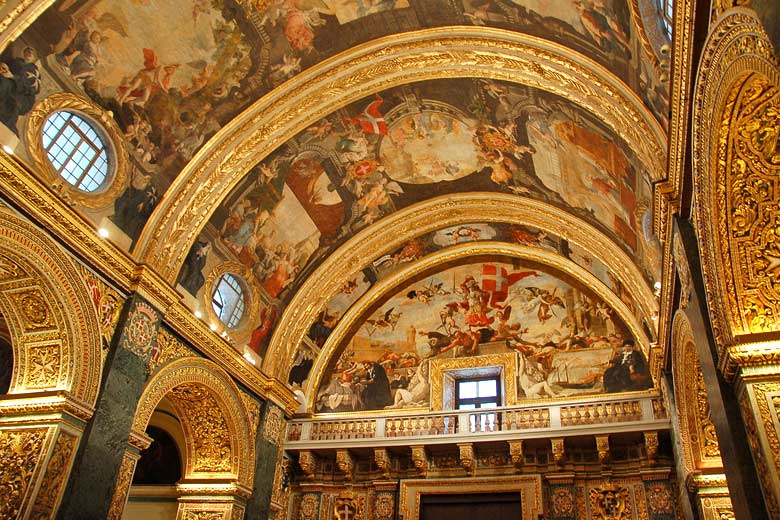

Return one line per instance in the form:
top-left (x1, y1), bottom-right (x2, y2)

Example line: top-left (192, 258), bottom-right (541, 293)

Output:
top-left (175, 78), bottom-right (655, 362)
top-left (1, 0), bottom-right (666, 244)
top-left (314, 260), bottom-right (652, 413)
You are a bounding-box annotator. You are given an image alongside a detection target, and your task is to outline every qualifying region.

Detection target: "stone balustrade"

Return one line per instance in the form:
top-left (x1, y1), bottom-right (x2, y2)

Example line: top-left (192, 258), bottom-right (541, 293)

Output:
top-left (285, 394), bottom-right (668, 449)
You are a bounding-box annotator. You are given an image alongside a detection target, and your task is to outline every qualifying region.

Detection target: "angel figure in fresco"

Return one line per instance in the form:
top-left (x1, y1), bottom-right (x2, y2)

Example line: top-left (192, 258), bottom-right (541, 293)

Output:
top-left (52, 11), bottom-right (128, 84)
top-left (117, 49), bottom-right (179, 107)
top-left (473, 123), bottom-right (535, 186)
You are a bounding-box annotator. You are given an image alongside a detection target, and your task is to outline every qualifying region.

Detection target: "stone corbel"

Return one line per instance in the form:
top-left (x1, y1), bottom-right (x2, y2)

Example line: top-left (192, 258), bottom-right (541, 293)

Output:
top-left (457, 443), bottom-right (475, 475)
top-left (298, 450), bottom-right (317, 480)
top-left (596, 435), bottom-right (610, 465)
top-left (508, 440), bottom-right (524, 471)
top-left (551, 438), bottom-right (565, 466)
top-left (374, 448), bottom-right (391, 479)
top-left (644, 431), bottom-right (658, 465)
top-left (336, 449), bottom-right (355, 479)
top-left (410, 445), bottom-right (428, 477)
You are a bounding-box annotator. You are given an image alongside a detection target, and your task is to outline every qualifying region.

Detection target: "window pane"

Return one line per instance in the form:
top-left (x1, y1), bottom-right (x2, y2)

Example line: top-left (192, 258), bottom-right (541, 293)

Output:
top-left (458, 381), bottom-right (477, 399)
top-left (459, 403), bottom-right (476, 410)
top-left (42, 111), bottom-right (110, 193)
top-left (480, 402), bottom-right (497, 409)
top-left (478, 379), bottom-right (497, 397)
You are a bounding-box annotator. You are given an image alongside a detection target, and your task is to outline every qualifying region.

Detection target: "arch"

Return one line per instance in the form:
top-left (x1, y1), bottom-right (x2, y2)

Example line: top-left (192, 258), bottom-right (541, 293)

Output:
top-left (135, 27), bottom-right (667, 282)
top-left (264, 193), bottom-right (658, 380)
top-left (692, 9), bottom-right (780, 351)
top-left (670, 311), bottom-right (724, 479)
top-left (0, 207), bottom-right (102, 405)
top-left (303, 241), bottom-right (653, 411)
top-left (132, 357), bottom-right (255, 486)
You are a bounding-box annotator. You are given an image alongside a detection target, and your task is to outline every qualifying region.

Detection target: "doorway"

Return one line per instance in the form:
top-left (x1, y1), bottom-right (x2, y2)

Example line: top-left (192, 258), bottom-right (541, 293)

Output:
top-left (420, 492), bottom-right (522, 520)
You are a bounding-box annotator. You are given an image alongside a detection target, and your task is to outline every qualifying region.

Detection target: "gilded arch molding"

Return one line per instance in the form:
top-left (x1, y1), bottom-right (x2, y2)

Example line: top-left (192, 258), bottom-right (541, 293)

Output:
top-left (131, 357), bottom-right (255, 486)
top-left (670, 312), bottom-right (725, 483)
top-left (135, 26), bottom-right (667, 282)
top-left (0, 207), bottom-right (102, 406)
top-left (692, 9), bottom-right (780, 353)
top-left (265, 193), bottom-right (658, 380)
top-left (0, 0), bottom-right (56, 53)
top-left (303, 240), bottom-right (653, 408)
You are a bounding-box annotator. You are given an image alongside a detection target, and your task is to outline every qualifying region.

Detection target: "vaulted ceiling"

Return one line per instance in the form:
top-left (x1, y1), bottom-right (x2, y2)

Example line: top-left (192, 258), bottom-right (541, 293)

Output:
top-left (6, 0), bottom-right (670, 412)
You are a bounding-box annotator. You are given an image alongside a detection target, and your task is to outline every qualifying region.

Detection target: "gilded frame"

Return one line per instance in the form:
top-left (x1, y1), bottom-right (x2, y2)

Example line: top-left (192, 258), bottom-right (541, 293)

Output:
top-left (25, 92), bottom-right (130, 209)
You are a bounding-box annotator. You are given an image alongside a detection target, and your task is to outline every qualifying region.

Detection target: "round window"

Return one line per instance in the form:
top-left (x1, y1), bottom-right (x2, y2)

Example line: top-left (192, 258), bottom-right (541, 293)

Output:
top-left (211, 273), bottom-right (246, 329)
top-left (41, 111), bottom-right (110, 192)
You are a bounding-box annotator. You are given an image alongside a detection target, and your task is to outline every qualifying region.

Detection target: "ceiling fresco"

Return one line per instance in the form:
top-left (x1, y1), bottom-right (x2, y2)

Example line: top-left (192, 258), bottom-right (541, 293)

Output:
top-left (311, 259), bottom-right (652, 413)
top-left (174, 78), bottom-right (659, 361)
top-left (4, 0), bottom-right (666, 245)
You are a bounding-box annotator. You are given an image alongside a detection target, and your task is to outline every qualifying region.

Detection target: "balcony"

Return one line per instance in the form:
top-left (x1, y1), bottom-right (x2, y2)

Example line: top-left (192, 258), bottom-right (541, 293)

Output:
top-left (285, 393), bottom-right (668, 450)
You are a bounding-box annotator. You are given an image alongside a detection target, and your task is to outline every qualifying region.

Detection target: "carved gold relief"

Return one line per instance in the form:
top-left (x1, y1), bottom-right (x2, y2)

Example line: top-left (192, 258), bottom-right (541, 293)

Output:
top-left (333, 490), bottom-right (357, 520)
top-left (508, 440), bottom-right (523, 470)
top-left (457, 443), bottom-right (475, 475)
top-left (335, 449), bottom-right (354, 478)
top-left (28, 430), bottom-right (78, 520)
top-left (373, 448), bottom-right (391, 478)
top-left (644, 431), bottom-right (659, 464)
top-left (182, 512), bottom-right (224, 520)
top-left (589, 483), bottom-right (631, 520)
top-left (150, 328), bottom-right (195, 372)
top-left (11, 289), bottom-right (52, 330)
top-left (551, 438), bottom-right (565, 465)
top-left (0, 253), bottom-right (26, 283)
top-left (692, 10), bottom-right (780, 352)
top-left (596, 435), bottom-right (610, 464)
top-left (410, 445), bottom-right (428, 477)
top-left (0, 428), bottom-right (47, 519)
top-left (429, 352), bottom-right (517, 411)
top-left (170, 383), bottom-right (233, 473)
top-left (25, 93), bottom-right (130, 209)
top-left (298, 450), bottom-right (316, 479)
top-left (263, 405), bottom-right (285, 446)
top-left (25, 343), bottom-right (61, 389)
top-left (738, 387), bottom-right (780, 517)
top-left (107, 451), bottom-right (138, 520)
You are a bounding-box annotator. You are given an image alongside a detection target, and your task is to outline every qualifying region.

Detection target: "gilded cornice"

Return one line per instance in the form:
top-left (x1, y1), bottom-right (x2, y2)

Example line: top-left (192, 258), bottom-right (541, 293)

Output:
top-left (0, 390), bottom-right (94, 423)
top-left (691, 9), bottom-right (780, 355)
top-left (653, 0), bottom-right (695, 238)
top-left (0, 0), bottom-right (55, 53)
top-left (136, 26), bottom-right (667, 282)
top-left (265, 193), bottom-right (658, 381)
top-left (303, 241), bottom-right (652, 402)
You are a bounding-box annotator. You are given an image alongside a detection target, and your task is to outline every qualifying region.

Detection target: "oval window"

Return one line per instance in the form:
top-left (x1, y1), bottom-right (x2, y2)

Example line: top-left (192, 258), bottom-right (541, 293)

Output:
top-left (211, 273), bottom-right (246, 328)
top-left (41, 111), bottom-right (110, 192)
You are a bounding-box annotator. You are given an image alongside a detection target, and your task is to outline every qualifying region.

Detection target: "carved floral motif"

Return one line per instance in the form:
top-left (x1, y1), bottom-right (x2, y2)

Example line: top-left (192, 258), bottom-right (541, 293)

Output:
top-left (589, 484), bottom-right (631, 520)
top-left (0, 429), bottom-right (47, 519)
top-left (29, 430), bottom-right (78, 520)
top-left (26, 344), bottom-right (61, 389)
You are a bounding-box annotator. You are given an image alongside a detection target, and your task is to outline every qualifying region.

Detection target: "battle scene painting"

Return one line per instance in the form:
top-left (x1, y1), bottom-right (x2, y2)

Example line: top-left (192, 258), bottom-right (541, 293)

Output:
top-left (314, 260), bottom-right (652, 413)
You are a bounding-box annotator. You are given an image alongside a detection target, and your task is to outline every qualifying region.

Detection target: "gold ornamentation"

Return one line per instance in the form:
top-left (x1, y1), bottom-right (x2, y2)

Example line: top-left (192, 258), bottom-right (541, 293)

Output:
top-left (140, 28), bottom-right (665, 284)
top-left (170, 383), bottom-right (233, 473)
top-left (299, 493), bottom-right (320, 520)
top-left (298, 451), bottom-right (316, 479)
top-left (263, 405), bottom-right (285, 446)
top-left (335, 449), bottom-right (354, 478)
top-left (645, 482), bottom-right (673, 516)
top-left (239, 391), bottom-right (261, 444)
top-left (692, 10), bottom-right (779, 353)
top-left (508, 440), bottom-right (523, 470)
top-left (373, 493), bottom-right (394, 520)
top-left (457, 443), bottom-right (475, 475)
top-left (122, 300), bottom-right (160, 360)
top-left (672, 233), bottom-right (692, 310)
top-left (12, 289), bottom-right (52, 330)
top-left (596, 435), bottom-right (610, 464)
top-left (551, 487), bottom-right (575, 518)
top-left (25, 93), bottom-right (130, 209)
top-left (28, 430), bottom-right (78, 520)
top-left (589, 483), bottom-right (631, 520)
top-left (333, 490), bottom-right (357, 520)
top-left (26, 344), bottom-right (61, 389)
top-left (0, 428), bottom-right (47, 519)
top-left (132, 358), bottom-right (254, 485)
top-left (739, 389), bottom-right (780, 517)
top-left (107, 451), bottom-right (138, 520)
top-left (551, 438), bottom-right (565, 465)
top-left (373, 448), bottom-right (391, 478)
top-left (410, 445), bottom-right (428, 476)
top-left (150, 328), bottom-right (195, 372)
top-left (203, 261), bottom-right (258, 334)
top-left (0, 253), bottom-right (26, 282)
top-left (429, 351), bottom-right (517, 411)
top-left (644, 431), bottom-right (659, 463)
top-left (183, 512), bottom-right (224, 520)
top-left (0, 0), bottom-right (49, 52)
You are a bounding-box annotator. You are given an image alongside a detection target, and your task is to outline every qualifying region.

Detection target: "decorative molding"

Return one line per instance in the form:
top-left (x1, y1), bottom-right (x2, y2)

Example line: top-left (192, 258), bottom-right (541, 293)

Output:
top-left (508, 440), bottom-right (523, 470)
top-left (107, 450), bottom-right (139, 520)
top-left (28, 429), bottom-right (78, 520)
top-left (0, 427), bottom-right (48, 519)
top-left (335, 449), bottom-right (354, 479)
top-left (551, 438), bottom-right (565, 466)
top-left (25, 93), bottom-right (130, 210)
top-left (410, 445), bottom-right (428, 477)
top-left (298, 450), bottom-right (316, 480)
top-left (589, 483), bottom-right (631, 520)
top-left (644, 431), bottom-right (659, 464)
top-left (150, 327), bottom-right (196, 373)
top-left (692, 9), bottom-right (780, 355)
top-left (429, 352), bottom-right (517, 412)
top-left (132, 358), bottom-right (254, 486)
top-left (596, 435), bottom-right (610, 465)
top-left (373, 448), bottom-right (391, 479)
top-left (262, 404), bottom-right (285, 446)
top-left (138, 27), bottom-right (666, 282)
top-left (0, 0), bottom-right (56, 53)
top-left (457, 443), bottom-right (475, 475)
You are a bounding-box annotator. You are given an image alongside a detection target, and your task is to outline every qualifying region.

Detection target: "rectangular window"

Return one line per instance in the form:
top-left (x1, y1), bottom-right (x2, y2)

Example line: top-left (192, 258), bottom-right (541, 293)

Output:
top-left (456, 376), bottom-right (501, 409)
